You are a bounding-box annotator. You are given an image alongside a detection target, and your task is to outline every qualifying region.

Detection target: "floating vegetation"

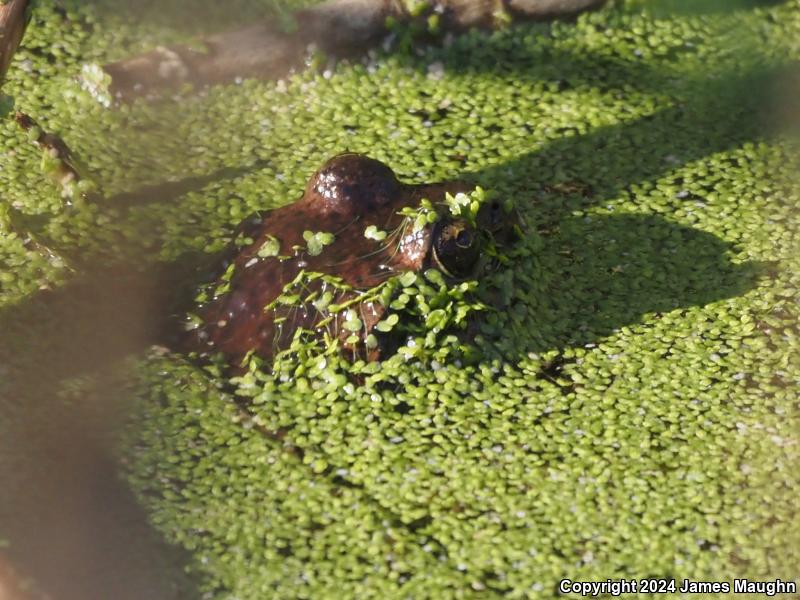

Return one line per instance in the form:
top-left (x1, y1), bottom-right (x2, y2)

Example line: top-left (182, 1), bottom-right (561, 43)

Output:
top-left (1, 0), bottom-right (799, 597)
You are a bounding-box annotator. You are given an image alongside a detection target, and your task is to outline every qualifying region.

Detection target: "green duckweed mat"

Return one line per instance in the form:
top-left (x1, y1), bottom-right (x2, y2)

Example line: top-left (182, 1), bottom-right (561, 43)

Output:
top-left (1, 0), bottom-right (799, 598)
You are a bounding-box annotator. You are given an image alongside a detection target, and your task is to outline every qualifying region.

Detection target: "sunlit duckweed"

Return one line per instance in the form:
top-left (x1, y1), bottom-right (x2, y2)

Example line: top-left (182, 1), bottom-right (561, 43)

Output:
top-left (1, 0), bottom-right (799, 597)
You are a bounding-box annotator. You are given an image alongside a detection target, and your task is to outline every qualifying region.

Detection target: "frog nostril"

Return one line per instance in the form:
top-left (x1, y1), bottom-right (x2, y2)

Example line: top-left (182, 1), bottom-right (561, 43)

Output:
top-left (490, 202), bottom-right (503, 226)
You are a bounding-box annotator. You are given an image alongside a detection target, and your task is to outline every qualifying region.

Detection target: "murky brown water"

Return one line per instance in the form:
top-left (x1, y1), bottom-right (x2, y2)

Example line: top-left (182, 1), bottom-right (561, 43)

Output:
top-left (0, 261), bottom-right (200, 599)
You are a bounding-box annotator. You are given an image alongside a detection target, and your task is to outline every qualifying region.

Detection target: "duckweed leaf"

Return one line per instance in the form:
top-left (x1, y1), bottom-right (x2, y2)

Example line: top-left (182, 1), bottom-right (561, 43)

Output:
top-left (363, 225), bottom-right (387, 241)
top-left (257, 235), bottom-right (281, 257)
top-left (375, 313), bottom-right (400, 332)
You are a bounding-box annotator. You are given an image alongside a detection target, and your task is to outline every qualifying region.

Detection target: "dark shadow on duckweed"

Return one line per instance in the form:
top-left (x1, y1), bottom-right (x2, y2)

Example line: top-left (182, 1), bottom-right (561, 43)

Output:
top-left (454, 65), bottom-right (785, 355)
top-left (422, 37), bottom-right (795, 204)
top-left (463, 64), bottom-right (792, 206)
top-left (476, 213), bottom-right (761, 358)
top-left (102, 162), bottom-right (267, 212)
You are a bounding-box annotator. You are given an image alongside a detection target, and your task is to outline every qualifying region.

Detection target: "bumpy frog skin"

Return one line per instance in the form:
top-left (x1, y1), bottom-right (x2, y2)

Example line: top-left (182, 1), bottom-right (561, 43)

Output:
top-left (184, 153), bottom-right (514, 367)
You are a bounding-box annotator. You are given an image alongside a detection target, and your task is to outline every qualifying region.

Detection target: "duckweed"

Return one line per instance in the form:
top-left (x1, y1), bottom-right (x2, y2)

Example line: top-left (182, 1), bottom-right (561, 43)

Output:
top-left (1, 0), bottom-right (799, 598)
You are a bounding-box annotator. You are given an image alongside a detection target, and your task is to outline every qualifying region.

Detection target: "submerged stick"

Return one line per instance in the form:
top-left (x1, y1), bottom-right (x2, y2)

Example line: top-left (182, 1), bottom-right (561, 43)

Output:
top-left (0, 0), bottom-right (29, 82)
top-left (0, 553), bottom-right (50, 600)
top-left (104, 0), bottom-right (605, 98)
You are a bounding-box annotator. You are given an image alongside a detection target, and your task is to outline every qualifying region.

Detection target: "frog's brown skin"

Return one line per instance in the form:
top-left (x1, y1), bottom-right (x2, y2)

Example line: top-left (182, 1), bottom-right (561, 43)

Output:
top-left (184, 153), bottom-right (513, 368)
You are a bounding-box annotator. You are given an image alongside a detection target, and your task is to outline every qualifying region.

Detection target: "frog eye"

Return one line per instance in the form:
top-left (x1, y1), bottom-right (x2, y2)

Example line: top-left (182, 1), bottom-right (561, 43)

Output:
top-left (432, 218), bottom-right (480, 278)
top-left (456, 229), bottom-right (474, 248)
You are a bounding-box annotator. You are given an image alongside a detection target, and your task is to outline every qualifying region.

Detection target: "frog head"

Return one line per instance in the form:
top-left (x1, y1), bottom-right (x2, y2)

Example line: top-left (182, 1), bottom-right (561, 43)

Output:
top-left (184, 154), bottom-right (517, 367)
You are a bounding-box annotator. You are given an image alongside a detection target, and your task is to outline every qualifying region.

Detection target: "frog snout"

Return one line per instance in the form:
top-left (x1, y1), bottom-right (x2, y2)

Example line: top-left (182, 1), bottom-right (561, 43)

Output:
top-left (432, 217), bottom-right (481, 278)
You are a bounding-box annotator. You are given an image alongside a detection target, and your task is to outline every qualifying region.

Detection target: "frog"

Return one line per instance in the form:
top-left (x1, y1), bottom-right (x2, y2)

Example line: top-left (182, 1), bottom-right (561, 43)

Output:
top-left (182, 153), bottom-right (516, 368)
